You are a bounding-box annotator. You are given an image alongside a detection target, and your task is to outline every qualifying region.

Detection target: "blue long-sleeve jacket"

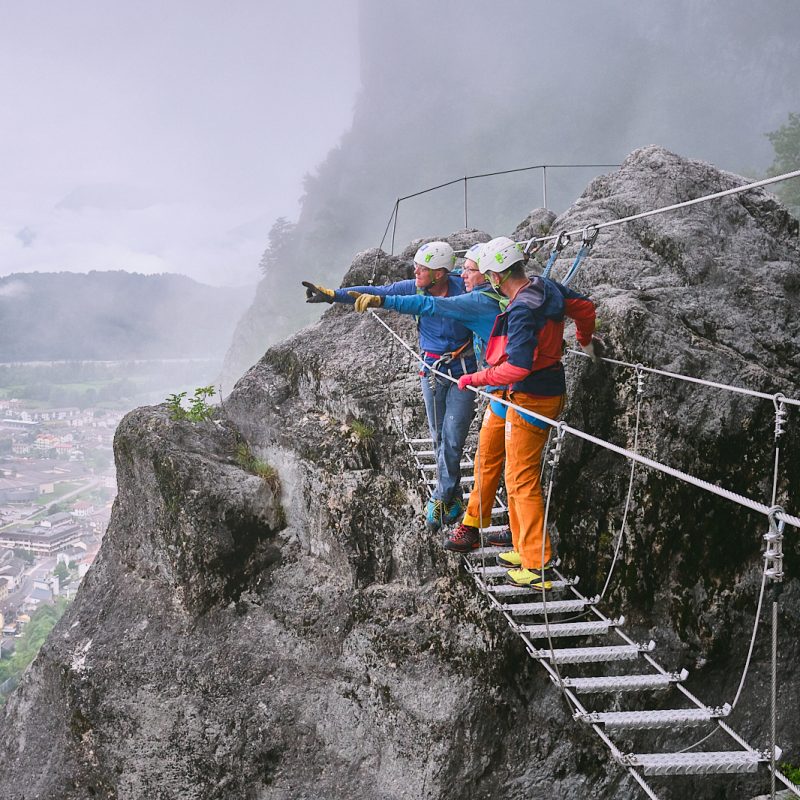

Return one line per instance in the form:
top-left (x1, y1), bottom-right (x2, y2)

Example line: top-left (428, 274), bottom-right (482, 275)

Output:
top-left (333, 276), bottom-right (476, 374)
top-left (382, 288), bottom-right (505, 369)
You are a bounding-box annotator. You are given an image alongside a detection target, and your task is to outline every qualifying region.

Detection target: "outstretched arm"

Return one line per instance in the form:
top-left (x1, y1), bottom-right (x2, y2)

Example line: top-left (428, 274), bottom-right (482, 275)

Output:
top-left (301, 279), bottom-right (417, 305)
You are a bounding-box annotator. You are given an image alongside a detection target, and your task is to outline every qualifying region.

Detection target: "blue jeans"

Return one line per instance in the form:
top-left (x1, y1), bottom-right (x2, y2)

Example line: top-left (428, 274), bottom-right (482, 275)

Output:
top-left (420, 374), bottom-right (476, 503)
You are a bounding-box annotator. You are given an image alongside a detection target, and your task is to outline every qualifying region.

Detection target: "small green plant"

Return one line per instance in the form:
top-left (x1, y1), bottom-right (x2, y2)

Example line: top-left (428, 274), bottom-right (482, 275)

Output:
top-left (166, 386), bottom-right (216, 422)
top-left (235, 442), bottom-right (280, 489)
top-left (350, 420), bottom-right (374, 441)
top-left (781, 762), bottom-right (800, 786)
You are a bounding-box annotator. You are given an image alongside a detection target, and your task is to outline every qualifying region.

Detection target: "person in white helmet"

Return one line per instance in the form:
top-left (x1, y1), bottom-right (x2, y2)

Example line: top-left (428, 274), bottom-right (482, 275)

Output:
top-left (302, 241), bottom-right (476, 530)
top-left (456, 236), bottom-right (600, 588)
top-left (348, 241), bottom-right (514, 554)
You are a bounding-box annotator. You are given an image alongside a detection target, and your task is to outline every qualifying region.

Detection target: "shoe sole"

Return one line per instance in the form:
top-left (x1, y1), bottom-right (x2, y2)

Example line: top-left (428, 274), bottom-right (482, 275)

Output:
top-left (505, 577), bottom-right (553, 590)
top-left (442, 542), bottom-right (480, 553)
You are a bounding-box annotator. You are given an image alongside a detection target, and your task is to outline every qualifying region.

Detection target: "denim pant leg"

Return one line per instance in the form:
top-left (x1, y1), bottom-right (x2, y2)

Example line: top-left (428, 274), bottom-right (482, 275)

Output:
top-left (437, 378), bottom-right (476, 502)
top-left (420, 376), bottom-right (447, 499)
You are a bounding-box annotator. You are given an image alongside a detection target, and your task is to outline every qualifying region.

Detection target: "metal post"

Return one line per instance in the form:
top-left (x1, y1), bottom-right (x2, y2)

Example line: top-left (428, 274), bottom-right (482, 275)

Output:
top-left (390, 199), bottom-right (399, 256)
top-left (771, 596), bottom-right (778, 800)
top-left (542, 166), bottom-right (548, 209)
top-left (463, 177), bottom-right (468, 229)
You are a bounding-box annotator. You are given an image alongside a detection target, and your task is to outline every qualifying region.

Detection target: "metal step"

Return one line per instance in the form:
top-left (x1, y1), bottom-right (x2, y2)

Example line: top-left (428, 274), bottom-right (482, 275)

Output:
top-left (533, 641), bottom-right (655, 665)
top-left (426, 476), bottom-right (475, 486)
top-left (420, 461), bottom-right (472, 471)
top-left (515, 617), bottom-right (624, 639)
top-left (460, 505), bottom-right (507, 518)
top-left (406, 437), bottom-right (433, 444)
top-left (562, 669), bottom-right (688, 694)
top-left (466, 546), bottom-right (513, 559)
top-left (471, 566), bottom-right (577, 590)
top-left (578, 704), bottom-right (730, 731)
top-left (502, 596), bottom-right (598, 615)
top-left (622, 750), bottom-right (769, 776)
top-left (483, 576), bottom-right (579, 594)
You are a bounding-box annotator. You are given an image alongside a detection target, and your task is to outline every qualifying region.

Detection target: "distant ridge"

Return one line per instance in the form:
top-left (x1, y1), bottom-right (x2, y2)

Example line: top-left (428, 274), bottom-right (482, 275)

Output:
top-left (0, 271), bottom-right (252, 361)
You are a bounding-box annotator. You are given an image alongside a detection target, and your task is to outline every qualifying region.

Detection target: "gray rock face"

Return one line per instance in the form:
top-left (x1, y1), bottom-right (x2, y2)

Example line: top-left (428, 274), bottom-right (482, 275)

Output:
top-left (1, 147), bottom-right (798, 800)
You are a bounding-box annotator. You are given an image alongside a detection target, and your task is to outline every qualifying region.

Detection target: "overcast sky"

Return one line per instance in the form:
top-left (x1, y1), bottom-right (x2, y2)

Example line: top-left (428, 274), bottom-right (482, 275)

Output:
top-left (0, 1), bottom-right (359, 286)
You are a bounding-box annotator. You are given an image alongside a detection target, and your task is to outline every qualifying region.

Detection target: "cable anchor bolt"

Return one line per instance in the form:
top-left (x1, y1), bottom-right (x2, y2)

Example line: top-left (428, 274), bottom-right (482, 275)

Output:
top-left (763, 507), bottom-right (785, 584)
top-left (547, 422), bottom-right (567, 466)
top-left (772, 393), bottom-right (787, 440)
top-left (634, 363), bottom-right (646, 396)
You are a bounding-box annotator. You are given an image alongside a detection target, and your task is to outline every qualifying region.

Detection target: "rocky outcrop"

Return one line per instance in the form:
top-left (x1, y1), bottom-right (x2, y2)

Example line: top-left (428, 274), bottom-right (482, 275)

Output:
top-left (1, 147), bottom-right (799, 800)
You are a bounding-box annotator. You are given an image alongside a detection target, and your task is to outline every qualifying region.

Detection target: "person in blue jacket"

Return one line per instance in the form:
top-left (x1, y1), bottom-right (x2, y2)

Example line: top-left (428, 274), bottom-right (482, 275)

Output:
top-left (302, 241), bottom-right (475, 531)
top-left (349, 242), bottom-right (512, 554)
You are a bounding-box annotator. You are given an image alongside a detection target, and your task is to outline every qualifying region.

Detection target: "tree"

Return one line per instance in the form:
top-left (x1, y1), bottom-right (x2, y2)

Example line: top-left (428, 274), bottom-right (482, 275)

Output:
top-left (258, 217), bottom-right (296, 277)
top-left (53, 561), bottom-right (69, 582)
top-left (766, 112), bottom-right (800, 215)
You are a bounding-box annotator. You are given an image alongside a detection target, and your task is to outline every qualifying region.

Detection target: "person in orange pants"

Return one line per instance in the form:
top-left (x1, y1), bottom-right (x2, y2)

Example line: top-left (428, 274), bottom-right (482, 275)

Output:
top-left (458, 237), bottom-right (600, 588)
top-left (459, 394), bottom-right (507, 533)
top-left (504, 392), bottom-right (565, 571)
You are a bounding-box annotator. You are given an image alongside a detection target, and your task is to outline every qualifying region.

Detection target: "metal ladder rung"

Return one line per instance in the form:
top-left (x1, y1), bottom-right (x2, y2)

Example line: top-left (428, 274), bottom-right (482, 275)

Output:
top-left (471, 565), bottom-right (576, 586)
top-left (406, 437), bottom-right (433, 444)
top-left (562, 669), bottom-right (688, 694)
top-left (459, 504), bottom-right (507, 518)
top-left (485, 576), bottom-right (579, 593)
top-left (502, 597), bottom-right (598, 615)
top-left (579, 704), bottom-right (729, 730)
top-left (623, 749), bottom-right (770, 776)
top-left (425, 476), bottom-right (474, 486)
top-left (534, 641), bottom-right (655, 664)
top-left (515, 617), bottom-right (623, 638)
top-left (420, 461), bottom-right (472, 471)
top-left (414, 449), bottom-right (435, 456)
top-left (480, 524), bottom-right (509, 534)
top-left (466, 546), bottom-right (513, 559)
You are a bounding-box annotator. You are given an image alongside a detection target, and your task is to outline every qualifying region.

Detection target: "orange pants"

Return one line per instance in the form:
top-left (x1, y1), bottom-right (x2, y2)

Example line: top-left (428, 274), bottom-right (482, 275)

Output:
top-left (463, 392), bottom-right (506, 528)
top-left (505, 392), bottom-right (565, 570)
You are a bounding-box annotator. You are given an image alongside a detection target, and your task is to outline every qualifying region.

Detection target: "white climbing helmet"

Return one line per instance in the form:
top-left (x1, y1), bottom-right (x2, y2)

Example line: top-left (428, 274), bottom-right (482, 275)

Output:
top-left (463, 242), bottom-right (485, 266)
top-left (478, 236), bottom-right (525, 274)
top-left (413, 241), bottom-right (456, 271)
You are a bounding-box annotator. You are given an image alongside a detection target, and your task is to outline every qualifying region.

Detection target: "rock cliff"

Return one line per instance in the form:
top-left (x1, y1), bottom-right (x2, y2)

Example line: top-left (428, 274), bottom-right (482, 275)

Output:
top-left (1, 147), bottom-right (798, 800)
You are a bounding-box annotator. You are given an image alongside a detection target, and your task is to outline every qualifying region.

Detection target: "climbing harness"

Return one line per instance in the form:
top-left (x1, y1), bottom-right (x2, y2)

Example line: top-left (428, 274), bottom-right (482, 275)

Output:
top-left (422, 341), bottom-right (473, 390)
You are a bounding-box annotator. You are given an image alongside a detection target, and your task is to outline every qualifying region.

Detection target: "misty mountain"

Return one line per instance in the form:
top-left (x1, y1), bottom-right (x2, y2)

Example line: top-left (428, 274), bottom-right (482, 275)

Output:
top-left (220, 0), bottom-right (800, 385)
top-left (0, 271), bottom-right (252, 361)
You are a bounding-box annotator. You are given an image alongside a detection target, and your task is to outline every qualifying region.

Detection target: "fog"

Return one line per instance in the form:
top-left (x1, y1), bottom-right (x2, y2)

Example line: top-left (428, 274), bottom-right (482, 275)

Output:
top-left (0, 0), bottom-right (359, 286)
top-left (2, 1), bottom-right (798, 300)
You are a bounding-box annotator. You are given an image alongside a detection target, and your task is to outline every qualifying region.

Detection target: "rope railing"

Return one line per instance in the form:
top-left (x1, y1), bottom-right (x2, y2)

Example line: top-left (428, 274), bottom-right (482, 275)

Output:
top-left (367, 310), bottom-right (799, 531)
top-left (521, 168), bottom-right (800, 248)
top-left (566, 348), bottom-right (800, 408)
top-left (376, 162), bottom-right (621, 257)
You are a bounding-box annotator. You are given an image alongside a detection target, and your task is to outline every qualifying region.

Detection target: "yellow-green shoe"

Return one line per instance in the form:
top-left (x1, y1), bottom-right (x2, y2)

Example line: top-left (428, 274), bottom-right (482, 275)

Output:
top-left (497, 550), bottom-right (522, 567)
top-left (506, 567), bottom-right (553, 590)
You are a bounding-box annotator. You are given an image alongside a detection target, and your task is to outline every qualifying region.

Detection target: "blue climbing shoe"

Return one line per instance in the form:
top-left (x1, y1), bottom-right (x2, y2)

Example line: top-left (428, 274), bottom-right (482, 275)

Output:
top-left (443, 497), bottom-right (464, 525)
top-left (425, 498), bottom-right (445, 531)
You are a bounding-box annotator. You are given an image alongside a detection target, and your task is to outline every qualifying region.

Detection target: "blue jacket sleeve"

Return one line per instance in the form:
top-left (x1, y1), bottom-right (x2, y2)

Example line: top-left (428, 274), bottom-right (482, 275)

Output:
top-left (383, 292), bottom-right (478, 322)
top-left (332, 279), bottom-right (417, 305)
